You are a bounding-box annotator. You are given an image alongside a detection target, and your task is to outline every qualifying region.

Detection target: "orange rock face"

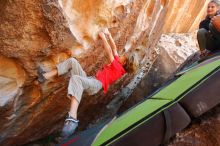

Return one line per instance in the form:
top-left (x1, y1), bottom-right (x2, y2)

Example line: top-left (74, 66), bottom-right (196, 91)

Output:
top-left (162, 0), bottom-right (207, 33)
top-left (0, 0), bottom-right (208, 145)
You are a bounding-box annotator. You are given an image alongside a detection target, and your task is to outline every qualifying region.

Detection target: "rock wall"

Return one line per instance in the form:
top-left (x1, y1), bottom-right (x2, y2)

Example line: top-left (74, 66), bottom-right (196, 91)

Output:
top-left (0, 0), bottom-right (208, 145)
top-left (163, 0), bottom-right (208, 33)
top-left (154, 33), bottom-right (199, 78)
top-left (119, 32), bottom-right (199, 113)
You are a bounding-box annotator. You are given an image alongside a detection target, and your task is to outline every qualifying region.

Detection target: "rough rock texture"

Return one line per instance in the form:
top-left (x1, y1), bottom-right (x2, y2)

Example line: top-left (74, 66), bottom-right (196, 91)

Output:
top-left (163, 0), bottom-right (208, 33)
top-left (0, 1), bottom-right (75, 145)
top-left (168, 104), bottom-right (220, 146)
top-left (154, 33), bottom-right (199, 78)
top-left (0, 0), bottom-right (209, 145)
top-left (119, 33), bottom-right (199, 112)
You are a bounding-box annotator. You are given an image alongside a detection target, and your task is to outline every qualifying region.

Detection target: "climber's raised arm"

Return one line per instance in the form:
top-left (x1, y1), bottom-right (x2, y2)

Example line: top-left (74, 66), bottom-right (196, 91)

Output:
top-left (103, 28), bottom-right (119, 57)
top-left (98, 32), bottom-right (114, 62)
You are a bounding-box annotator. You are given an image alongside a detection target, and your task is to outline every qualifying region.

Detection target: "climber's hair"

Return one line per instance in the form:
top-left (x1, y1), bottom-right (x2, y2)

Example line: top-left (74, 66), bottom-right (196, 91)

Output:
top-left (210, 0), bottom-right (220, 7)
top-left (123, 52), bottom-right (139, 74)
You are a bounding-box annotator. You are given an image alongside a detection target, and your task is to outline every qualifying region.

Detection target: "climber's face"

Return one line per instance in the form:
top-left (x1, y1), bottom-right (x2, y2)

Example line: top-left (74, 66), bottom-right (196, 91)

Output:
top-left (207, 2), bottom-right (219, 17)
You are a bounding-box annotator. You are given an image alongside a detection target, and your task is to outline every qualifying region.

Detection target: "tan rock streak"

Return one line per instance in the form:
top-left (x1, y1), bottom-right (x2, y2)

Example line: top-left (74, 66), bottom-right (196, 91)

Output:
top-left (163, 0), bottom-right (208, 33)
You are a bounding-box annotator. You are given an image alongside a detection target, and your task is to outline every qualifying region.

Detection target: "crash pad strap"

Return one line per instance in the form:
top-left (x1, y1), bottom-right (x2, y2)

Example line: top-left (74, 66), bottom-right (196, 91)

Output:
top-left (163, 110), bottom-right (172, 144)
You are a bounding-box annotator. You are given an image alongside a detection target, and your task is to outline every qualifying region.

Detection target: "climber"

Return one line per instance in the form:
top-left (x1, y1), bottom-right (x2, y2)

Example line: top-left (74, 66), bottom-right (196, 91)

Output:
top-left (37, 28), bottom-right (139, 139)
top-left (197, 0), bottom-right (220, 58)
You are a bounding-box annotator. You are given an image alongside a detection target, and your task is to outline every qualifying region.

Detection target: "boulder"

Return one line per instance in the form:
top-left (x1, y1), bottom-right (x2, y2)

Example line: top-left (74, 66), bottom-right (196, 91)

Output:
top-left (0, 0), bottom-right (208, 145)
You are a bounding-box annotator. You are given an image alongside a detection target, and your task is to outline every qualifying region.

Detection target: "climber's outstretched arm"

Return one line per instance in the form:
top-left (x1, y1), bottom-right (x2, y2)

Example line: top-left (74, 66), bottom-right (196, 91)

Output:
top-left (99, 32), bottom-right (114, 62)
top-left (103, 28), bottom-right (119, 57)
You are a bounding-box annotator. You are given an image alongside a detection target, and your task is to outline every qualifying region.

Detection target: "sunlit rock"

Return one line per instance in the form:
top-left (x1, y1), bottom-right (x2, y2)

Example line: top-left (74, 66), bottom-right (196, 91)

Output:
top-left (120, 32), bottom-right (199, 111)
top-left (0, 0), bottom-right (208, 145)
